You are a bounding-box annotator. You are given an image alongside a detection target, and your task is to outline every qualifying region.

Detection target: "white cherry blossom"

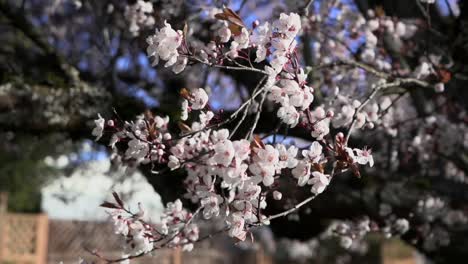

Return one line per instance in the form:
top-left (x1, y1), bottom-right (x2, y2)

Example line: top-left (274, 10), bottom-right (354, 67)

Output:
top-left (252, 22), bottom-right (271, 62)
top-left (277, 104), bottom-right (300, 127)
top-left (218, 26), bottom-right (231, 43)
top-left (292, 160), bottom-right (311, 186)
top-left (302, 141), bottom-right (323, 163)
top-left (146, 21), bottom-right (183, 70)
top-left (190, 88), bottom-right (209, 110)
top-left (276, 144), bottom-right (298, 169)
top-left (201, 194), bottom-right (223, 219)
top-left (311, 119), bottom-right (330, 140)
top-left (228, 213), bottom-right (247, 241)
top-left (124, 0), bottom-right (155, 36)
top-left (181, 99), bottom-right (189, 120)
top-left (308, 171), bottom-right (330, 195)
top-left (92, 114), bottom-right (105, 141)
top-left (249, 145), bottom-right (279, 186)
top-left (212, 140), bottom-right (235, 167)
top-left (354, 148), bottom-right (374, 167)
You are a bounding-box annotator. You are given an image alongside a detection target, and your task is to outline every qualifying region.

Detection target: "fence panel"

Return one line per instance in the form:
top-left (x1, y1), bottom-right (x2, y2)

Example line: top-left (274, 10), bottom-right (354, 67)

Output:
top-left (0, 213), bottom-right (49, 264)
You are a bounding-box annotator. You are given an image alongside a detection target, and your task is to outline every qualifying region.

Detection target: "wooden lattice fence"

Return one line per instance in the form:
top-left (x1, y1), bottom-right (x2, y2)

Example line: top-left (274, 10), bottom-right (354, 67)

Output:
top-left (0, 213), bottom-right (49, 264)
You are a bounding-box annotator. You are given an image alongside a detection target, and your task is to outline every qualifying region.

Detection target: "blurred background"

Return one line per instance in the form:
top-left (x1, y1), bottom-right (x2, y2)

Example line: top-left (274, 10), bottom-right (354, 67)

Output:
top-left (0, 0), bottom-right (467, 263)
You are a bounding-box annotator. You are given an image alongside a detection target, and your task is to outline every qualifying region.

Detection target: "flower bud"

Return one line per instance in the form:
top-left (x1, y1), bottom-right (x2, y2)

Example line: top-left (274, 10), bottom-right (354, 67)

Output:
top-left (252, 20), bottom-right (259, 28)
top-left (273, 191), bottom-right (283, 200)
top-left (394, 218), bottom-right (410, 234)
top-left (352, 100), bottom-right (361, 108)
top-left (336, 132), bottom-right (345, 142)
top-left (261, 215), bottom-right (270, 225)
top-left (332, 86), bottom-right (340, 96)
top-left (434, 82), bottom-right (445, 93)
top-left (340, 236), bottom-right (353, 249)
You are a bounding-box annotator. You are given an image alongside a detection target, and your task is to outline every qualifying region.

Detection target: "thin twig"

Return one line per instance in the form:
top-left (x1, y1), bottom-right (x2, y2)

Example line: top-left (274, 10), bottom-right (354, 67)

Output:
top-left (266, 194), bottom-right (317, 221)
top-left (344, 79), bottom-right (423, 143)
top-left (229, 102), bottom-right (251, 139)
top-left (303, 0), bottom-right (315, 16)
top-left (190, 56), bottom-right (268, 75)
top-left (179, 77), bottom-right (268, 139)
top-left (377, 92), bottom-right (407, 119)
top-left (265, 161), bottom-right (338, 221)
top-left (246, 90), bottom-right (268, 140)
top-left (229, 76), bottom-right (267, 139)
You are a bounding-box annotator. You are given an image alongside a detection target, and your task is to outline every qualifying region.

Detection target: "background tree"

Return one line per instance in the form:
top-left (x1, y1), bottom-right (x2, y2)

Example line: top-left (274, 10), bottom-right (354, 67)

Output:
top-left (1, 0), bottom-right (468, 263)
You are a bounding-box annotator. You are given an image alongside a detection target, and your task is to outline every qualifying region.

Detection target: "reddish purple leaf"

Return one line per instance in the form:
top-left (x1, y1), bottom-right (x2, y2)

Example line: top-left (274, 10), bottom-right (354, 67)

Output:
top-left (100, 201), bottom-right (120, 209)
top-left (112, 191), bottom-right (124, 207)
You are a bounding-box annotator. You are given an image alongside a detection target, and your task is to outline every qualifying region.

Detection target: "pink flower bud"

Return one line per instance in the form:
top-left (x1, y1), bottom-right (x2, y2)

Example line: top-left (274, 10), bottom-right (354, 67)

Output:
top-left (326, 110), bottom-right (335, 118)
top-left (337, 132), bottom-right (344, 139)
top-left (336, 132), bottom-right (345, 142)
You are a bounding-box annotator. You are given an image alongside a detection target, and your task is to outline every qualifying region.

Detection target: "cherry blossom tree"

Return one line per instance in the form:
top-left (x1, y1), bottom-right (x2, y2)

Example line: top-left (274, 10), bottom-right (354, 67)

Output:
top-left (1, 0), bottom-right (468, 263)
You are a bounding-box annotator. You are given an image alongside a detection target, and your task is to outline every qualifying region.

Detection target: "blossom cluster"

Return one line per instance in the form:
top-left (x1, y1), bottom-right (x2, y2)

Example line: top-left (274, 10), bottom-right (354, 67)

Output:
top-left (330, 216), bottom-right (409, 250)
top-left (124, 0), bottom-right (155, 36)
top-left (93, 112), bottom-right (172, 166)
top-left (87, 4), bottom-right (459, 261)
top-left (93, 91), bottom-right (374, 248)
top-left (13, 0), bottom-right (468, 261)
top-left (301, 2), bottom-right (440, 138)
top-left (146, 21), bottom-right (187, 74)
top-left (102, 193), bottom-right (199, 257)
top-left (92, 84), bottom-right (376, 251)
top-left (145, 12), bottom-right (319, 129)
top-left (141, 7), bottom-right (431, 142)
